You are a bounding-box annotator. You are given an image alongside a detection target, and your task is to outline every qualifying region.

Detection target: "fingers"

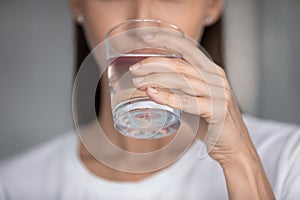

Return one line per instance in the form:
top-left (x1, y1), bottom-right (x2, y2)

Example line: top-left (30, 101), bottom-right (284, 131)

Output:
top-left (132, 73), bottom-right (227, 98)
top-left (130, 57), bottom-right (228, 88)
top-left (141, 31), bottom-right (218, 73)
top-left (145, 86), bottom-right (207, 116)
top-left (145, 87), bottom-right (226, 121)
top-left (125, 30), bottom-right (229, 123)
top-left (129, 57), bottom-right (198, 77)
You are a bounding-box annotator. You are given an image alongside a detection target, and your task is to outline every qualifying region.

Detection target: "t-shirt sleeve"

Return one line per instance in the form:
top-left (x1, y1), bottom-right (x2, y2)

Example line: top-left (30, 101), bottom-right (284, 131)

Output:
top-left (280, 129), bottom-right (300, 199)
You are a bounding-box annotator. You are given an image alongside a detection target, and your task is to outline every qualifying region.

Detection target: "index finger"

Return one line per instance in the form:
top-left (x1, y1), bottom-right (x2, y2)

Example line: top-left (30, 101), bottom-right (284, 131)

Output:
top-left (141, 30), bottom-right (215, 72)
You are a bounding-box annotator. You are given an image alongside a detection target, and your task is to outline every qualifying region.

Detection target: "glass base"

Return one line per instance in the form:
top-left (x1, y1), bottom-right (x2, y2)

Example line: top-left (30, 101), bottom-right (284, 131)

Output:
top-left (113, 98), bottom-right (181, 139)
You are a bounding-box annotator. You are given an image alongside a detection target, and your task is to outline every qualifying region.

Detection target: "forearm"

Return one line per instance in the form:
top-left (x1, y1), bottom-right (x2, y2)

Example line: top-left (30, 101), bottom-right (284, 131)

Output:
top-left (221, 146), bottom-right (275, 200)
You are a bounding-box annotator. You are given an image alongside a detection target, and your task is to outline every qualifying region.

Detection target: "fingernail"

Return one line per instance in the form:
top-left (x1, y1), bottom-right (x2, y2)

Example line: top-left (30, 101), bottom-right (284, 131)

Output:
top-left (148, 87), bottom-right (158, 94)
top-left (132, 77), bottom-right (144, 83)
top-left (129, 63), bottom-right (140, 71)
top-left (143, 33), bottom-right (154, 40)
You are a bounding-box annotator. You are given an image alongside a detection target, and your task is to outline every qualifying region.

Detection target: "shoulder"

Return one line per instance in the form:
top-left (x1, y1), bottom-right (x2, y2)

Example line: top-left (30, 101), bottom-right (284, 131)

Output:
top-left (0, 131), bottom-right (77, 199)
top-left (243, 114), bottom-right (299, 140)
top-left (243, 114), bottom-right (300, 199)
top-left (0, 132), bottom-right (76, 175)
top-left (243, 114), bottom-right (299, 152)
top-left (243, 114), bottom-right (300, 163)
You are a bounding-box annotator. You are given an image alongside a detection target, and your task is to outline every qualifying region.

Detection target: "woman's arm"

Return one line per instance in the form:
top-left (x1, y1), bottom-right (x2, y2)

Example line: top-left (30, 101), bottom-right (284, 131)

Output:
top-left (221, 143), bottom-right (275, 199)
top-left (130, 32), bottom-right (276, 199)
top-left (207, 95), bottom-right (276, 199)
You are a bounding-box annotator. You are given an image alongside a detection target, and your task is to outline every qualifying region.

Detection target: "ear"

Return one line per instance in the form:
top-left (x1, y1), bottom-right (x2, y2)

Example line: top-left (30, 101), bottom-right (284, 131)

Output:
top-left (68, 0), bottom-right (83, 23)
top-left (205, 0), bottom-right (224, 26)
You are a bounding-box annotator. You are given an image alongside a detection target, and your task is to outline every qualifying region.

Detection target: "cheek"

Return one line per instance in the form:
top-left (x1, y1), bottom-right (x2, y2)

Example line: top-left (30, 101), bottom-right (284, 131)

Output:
top-left (82, 19), bottom-right (114, 49)
top-left (83, 13), bottom-right (129, 49)
top-left (81, 4), bottom-right (130, 49)
top-left (180, 21), bottom-right (205, 42)
top-left (177, 15), bottom-right (205, 42)
top-left (156, 11), bottom-right (205, 42)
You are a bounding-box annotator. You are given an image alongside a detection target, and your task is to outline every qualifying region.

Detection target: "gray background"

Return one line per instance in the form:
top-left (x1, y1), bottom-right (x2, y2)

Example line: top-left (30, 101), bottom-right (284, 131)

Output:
top-left (0, 0), bottom-right (299, 160)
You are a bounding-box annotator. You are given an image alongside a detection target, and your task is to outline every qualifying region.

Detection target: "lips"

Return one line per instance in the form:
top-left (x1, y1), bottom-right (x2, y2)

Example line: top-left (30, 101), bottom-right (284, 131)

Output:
top-left (129, 48), bottom-right (169, 55)
top-left (109, 47), bottom-right (179, 70)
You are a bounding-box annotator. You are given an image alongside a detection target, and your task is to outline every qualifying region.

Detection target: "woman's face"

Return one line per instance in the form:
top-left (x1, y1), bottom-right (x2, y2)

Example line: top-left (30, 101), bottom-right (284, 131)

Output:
top-left (69, 0), bottom-right (223, 48)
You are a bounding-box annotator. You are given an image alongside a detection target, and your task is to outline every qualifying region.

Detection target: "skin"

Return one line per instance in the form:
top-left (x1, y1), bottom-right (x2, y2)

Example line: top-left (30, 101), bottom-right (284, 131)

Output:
top-left (69, 0), bottom-right (275, 199)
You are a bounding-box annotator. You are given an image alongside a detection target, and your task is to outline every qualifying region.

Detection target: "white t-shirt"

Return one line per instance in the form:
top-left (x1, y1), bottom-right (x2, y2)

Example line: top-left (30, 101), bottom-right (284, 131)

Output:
top-left (0, 115), bottom-right (299, 200)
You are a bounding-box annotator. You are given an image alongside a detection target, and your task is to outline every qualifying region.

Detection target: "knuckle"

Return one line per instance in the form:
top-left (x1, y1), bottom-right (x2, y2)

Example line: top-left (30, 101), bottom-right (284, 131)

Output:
top-left (166, 93), bottom-right (175, 107)
top-left (215, 64), bottom-right (226, 77)
top-left (182, 73), bottom-right (194, 80)
top-left (224, 88), bottom-right (233, 102)
top-left (180, 95), bottom-right (191, 106)
top-left (167, 95), bottom-right (181, 110)
top-left (188, 79), bottom-right (202, 95)
top-left (203, 110), bottom-right (213, 121)
top-left (174, 59), bottom-right (187, 73)
top-left (222, 79), bottom-right (230, 90)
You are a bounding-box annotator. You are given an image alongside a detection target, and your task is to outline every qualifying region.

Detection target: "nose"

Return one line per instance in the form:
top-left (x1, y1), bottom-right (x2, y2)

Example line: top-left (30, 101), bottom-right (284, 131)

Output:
top-left (132, 0), bottom-right (155, 20)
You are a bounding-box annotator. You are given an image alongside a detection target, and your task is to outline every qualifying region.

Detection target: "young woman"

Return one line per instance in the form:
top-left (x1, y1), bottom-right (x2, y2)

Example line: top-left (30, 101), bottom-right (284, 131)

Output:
top-left (1, 0), bottom-right (299, 199)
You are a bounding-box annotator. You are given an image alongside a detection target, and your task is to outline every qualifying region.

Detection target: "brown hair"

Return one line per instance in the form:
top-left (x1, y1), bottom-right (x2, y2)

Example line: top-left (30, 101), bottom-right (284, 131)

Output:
top-left (73, 17), bottom-right (224, 116)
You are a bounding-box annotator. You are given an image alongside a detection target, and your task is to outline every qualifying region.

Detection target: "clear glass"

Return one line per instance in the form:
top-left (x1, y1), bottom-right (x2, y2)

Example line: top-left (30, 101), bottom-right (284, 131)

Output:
top-left (105, 19), bottom-right (184, 139)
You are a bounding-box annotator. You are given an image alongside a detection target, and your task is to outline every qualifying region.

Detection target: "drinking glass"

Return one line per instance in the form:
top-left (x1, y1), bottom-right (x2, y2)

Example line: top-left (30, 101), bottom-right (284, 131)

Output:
top-left (105, 19), bottom-right (184, 139)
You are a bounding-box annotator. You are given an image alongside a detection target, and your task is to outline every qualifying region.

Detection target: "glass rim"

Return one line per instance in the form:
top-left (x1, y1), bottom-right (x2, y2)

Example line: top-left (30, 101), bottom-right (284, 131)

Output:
top-left (104, 18), bottom-right (185, 40)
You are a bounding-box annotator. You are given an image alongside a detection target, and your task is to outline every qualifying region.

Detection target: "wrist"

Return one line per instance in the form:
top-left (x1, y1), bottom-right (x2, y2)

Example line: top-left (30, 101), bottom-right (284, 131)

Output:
top-left (220, 141), bottom-right (259, 170)
top-left (219, 144), bottom-right (275, 199)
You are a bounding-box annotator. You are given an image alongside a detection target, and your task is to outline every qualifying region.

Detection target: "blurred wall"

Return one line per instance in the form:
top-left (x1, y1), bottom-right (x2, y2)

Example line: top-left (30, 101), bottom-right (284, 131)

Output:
top-left (0, 0), bottom-right (74, 160)
top-left (257, 0), bottom-right (300, 124)
top-left (224, 0), bottom-right (260, 116)
top-left (225, 0), bottom-right (300, 124)
top-left (0, 0), bottom-right (299, 160)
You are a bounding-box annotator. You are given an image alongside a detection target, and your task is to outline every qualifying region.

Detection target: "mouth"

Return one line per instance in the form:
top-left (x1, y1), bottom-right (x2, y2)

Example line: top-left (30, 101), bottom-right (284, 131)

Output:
top-left (121, 48), bottom-right (181, 58)
top-left (108, 48), bottom-right (181, 68)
